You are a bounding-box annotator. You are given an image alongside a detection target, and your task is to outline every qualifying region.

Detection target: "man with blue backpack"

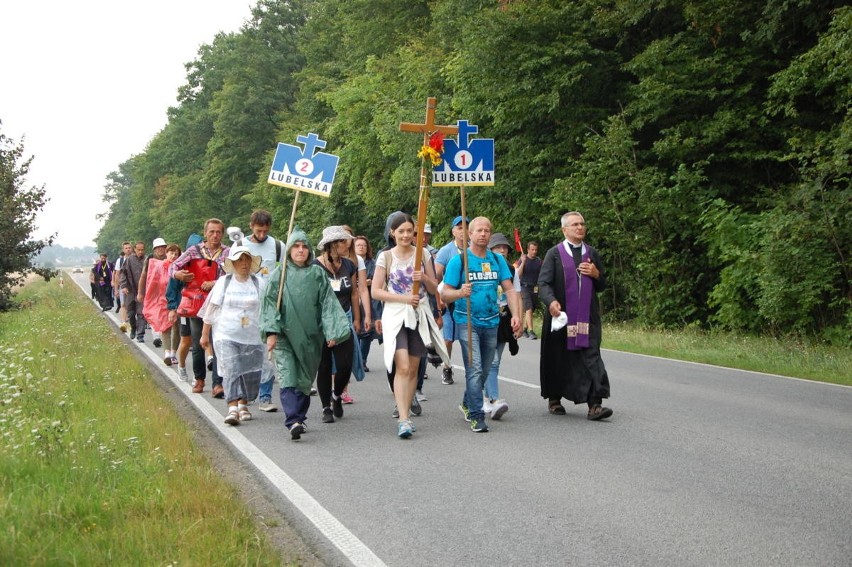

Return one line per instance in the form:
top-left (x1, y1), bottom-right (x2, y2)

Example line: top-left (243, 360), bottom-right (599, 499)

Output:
top-left (441, 217), bottom-right (522, 433)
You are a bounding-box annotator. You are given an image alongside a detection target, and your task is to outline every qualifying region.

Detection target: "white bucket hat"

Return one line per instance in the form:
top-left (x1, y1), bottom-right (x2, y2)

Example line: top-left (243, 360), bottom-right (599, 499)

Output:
top-left (317, 226), bottom-right (354, 249)
top-left (224, 245), bottom-right (261, 274)
top-left (152, 237), bottom-right (167, 248)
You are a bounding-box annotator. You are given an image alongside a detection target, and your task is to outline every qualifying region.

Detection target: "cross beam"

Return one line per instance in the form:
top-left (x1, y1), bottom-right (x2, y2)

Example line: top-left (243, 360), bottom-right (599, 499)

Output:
top-left (399, 97), bottom-right (458, 295)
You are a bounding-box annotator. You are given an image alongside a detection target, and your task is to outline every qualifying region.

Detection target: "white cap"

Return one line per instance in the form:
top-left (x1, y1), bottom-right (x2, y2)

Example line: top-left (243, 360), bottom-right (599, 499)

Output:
top-left (424, 223), bottom-right (432, 233)
top-left (152, 237), bottom-right (166, 248)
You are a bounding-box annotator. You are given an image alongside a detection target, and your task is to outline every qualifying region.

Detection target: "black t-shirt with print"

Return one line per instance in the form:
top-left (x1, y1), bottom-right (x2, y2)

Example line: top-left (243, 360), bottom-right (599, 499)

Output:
top-left (314, 256), bottom-right (357, 313)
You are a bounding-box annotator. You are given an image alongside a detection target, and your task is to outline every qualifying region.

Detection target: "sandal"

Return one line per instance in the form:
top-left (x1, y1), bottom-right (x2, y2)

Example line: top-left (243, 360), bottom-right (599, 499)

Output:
top-left (548, 400), bottom-right (566, 415)
top-left (587, 405), bottom-right (613, 421)
top-left (239, 409), bottom-right (252, 422)
top-left (224, 409), bottom-right (240, 426)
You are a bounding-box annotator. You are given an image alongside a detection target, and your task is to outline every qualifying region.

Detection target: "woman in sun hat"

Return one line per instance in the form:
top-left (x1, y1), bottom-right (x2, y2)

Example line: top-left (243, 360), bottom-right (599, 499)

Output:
top-left (199, 245), bottom-right (264, 426)
top-left (313, 225), bottom-right (360, 425)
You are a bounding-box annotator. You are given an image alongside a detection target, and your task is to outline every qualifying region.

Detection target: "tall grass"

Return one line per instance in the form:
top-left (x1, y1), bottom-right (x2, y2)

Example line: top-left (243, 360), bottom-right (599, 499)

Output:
top-left (602, 322), bottom-right (852, 386)
top-left (0, 281), bottom-right (291, 566)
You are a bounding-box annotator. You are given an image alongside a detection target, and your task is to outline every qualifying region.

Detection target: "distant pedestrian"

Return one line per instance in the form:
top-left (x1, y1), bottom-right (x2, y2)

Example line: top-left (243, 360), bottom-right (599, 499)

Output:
top-left (517, 240), bottom-right (542, 339)
top-left (120, 241), bottom-right (147, 342)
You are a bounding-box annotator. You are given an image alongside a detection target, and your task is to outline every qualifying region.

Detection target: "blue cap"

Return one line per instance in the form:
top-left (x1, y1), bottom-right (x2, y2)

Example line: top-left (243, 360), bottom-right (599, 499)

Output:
top-left (452, 216), bottom-right (470, 227)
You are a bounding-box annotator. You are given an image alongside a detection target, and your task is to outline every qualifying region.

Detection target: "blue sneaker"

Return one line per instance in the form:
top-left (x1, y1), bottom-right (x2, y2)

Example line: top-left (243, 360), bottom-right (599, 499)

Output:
top-left (398, 420), bottom-right (413, 439)
top-left (470, 417), bottom-right (489, 433)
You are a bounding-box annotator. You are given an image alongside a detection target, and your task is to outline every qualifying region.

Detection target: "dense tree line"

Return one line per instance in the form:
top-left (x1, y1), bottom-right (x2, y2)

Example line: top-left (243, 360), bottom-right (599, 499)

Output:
top-left (95, 0), bottom-right (850, 343)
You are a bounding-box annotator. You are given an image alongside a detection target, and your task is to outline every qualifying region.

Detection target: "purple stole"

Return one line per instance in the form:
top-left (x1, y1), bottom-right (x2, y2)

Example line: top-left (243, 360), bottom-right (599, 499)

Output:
top-left (557, 243), bottom-right (592, 350)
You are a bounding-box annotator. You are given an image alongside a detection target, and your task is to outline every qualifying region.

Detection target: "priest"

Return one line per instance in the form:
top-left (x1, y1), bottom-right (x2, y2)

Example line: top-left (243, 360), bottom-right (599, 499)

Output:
top-left (538, 211), bottom-right (613, 420)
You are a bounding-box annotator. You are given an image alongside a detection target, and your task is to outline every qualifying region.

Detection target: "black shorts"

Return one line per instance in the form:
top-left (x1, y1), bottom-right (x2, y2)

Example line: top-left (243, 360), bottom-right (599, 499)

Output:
top-left (521, 287), bottom-right (539, 311)
top-left (394, 327), bottom-right (427, 358)
top-left (180, 317), bottom-right (192, 337)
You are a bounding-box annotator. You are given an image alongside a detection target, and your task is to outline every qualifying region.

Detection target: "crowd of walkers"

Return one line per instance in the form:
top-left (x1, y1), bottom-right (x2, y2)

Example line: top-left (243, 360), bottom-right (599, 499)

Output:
top-left (89, 208), bottom-right (612, 441)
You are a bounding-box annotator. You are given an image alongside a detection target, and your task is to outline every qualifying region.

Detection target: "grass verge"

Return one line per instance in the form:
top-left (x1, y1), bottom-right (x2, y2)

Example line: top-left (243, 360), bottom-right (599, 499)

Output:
top-left (0, 280), bottom-right (292, 566)
top-left (601, 321), bottom-right (852, 386)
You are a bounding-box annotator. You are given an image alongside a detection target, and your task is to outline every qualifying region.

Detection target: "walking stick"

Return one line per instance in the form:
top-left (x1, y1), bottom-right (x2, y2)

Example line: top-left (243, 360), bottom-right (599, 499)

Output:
top-left (460, 185), bottom-right (472, 366)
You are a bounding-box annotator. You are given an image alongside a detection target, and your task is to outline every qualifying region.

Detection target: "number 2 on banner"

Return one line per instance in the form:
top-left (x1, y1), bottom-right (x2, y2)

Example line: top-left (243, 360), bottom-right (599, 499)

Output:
top-left (295, 159), bottom-right (315, 175)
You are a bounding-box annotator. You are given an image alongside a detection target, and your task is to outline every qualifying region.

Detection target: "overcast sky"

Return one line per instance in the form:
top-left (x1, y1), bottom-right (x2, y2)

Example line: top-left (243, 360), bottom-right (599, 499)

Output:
top-left (0, 1), bottom-right (252, 248)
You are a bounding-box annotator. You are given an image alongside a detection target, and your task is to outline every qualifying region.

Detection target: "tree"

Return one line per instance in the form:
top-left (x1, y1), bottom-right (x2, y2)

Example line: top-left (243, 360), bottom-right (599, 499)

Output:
top-left (0, 121), bottom-right (55, 310)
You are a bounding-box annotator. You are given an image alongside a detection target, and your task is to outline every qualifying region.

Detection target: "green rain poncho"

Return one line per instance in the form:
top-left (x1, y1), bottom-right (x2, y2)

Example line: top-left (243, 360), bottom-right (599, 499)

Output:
top-left (259, 228), bottom-right (350, 395)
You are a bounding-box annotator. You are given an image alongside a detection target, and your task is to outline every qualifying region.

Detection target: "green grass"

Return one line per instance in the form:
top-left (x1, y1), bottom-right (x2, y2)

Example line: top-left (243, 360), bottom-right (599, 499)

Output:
top-left (0, 280), bottom-right (292, 566)
top-left (529, 314), bottom-right (852, 386)
top-left (602, 321), bottom-right (852, 386)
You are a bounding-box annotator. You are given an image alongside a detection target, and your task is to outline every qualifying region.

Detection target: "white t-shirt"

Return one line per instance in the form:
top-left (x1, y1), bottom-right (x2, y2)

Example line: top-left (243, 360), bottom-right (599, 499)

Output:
top-left (240, 236), bottom-right (279, 287)
top-left (205, 276), bottom-right (262, 345)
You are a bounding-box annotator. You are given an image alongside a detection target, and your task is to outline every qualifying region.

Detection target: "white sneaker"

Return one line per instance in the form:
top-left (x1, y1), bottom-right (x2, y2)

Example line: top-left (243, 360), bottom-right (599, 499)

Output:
top-left (490, 399), bottom-right (509, 420)
top-left (258, 402), bottom-right (278, 412)
top-left (416, 389), bottom-right (428, 402)
top-left (177, 367), bottom-right (188, 382)
top-left (482, 398), bottom-right (494, 414)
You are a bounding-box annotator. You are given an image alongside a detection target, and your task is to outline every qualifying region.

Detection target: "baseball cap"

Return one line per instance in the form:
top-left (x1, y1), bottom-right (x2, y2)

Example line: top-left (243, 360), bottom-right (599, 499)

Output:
top-left (424, 223), bottom-right (432, 233)
top-left (152, 237), bottom-right (167, 248)
top-left (452, 216), bottom-right (469, 227)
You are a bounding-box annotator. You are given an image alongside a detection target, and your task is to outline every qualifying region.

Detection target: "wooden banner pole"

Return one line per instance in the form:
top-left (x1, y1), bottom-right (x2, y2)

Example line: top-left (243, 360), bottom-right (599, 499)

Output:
top-left (460, 184), bottom-right (472, 366)
top-left (276, 190), bottom-right (301, 310)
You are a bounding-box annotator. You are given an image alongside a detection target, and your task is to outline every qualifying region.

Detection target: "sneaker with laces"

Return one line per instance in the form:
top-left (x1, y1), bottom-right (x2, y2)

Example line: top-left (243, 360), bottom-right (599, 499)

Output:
top-left (392, 405), bottom-right (399, 418)
top-left (459, 403), bottom-right (471, 422)
top-left (224, 409), bottom-right (240, 426)
top-left (290, 422), bottom-right (305, 440)
top-left (398, 420), bottom-right (414, 439)
top-left (332, 395), bottom-right (344, 418)
top-left (527, 330), bottom-right (538, 340)
top-left (341, 391), bottom-right (354, 404)
top-left (482, 398), bottom-right (494, 415)
top-left (322, 407), bottom-right (334, 423)
top-left (522, 330), bottom-right (529, 339)
top-left (416, 389), bottom-right (428, 402)
top-left (258, 400), bottom-right (278, 412)
top-left (470, 417), bottom-right (489, 432)
top-left (490, 399), bottom-right (509, 420)
top-left (442, 366), bottom-right (454, 385)
top-left (410, 395), bottom-right (422, 416)
top-left (178, 367), bottom-right (189, 382)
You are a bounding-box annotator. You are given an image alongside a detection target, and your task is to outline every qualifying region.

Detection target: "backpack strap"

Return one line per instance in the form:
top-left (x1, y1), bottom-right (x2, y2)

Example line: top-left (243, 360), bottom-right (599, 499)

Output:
top-left (222, 273), bottom-right (260, 295)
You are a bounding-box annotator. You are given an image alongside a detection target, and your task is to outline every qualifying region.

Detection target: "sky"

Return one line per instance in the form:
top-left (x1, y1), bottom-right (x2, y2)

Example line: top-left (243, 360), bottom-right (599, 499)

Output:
top-left (0, 1), bottom-right (253, 248)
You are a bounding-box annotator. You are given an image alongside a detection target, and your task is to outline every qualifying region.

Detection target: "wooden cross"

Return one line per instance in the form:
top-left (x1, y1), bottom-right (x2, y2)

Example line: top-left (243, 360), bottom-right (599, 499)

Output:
top-left (399, 97), bottom-right (458, 295)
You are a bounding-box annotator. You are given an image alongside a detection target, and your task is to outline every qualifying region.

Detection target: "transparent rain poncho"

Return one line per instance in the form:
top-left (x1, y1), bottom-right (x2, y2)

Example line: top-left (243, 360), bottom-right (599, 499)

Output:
top-left (198, 274), bottom-right (264, 380)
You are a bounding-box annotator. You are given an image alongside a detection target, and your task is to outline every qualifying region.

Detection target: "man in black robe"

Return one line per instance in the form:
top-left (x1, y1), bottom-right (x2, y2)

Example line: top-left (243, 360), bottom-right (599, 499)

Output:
top-left (91, 253), bottom-right (115, 311)
top-left (538, 211), bottom-right (612, 420)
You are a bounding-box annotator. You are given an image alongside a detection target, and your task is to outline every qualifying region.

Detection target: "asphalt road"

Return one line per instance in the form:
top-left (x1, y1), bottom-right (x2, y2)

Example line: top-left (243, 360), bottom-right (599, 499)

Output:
top-left (72, 273), bottom-right (852, 566)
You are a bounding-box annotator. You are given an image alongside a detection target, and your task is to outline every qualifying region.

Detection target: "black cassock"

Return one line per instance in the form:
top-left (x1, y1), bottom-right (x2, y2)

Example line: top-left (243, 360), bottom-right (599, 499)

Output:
top-left (92, 261), bottom-right (114, 311)
top-left (537, 242), bottom-right (610, 404)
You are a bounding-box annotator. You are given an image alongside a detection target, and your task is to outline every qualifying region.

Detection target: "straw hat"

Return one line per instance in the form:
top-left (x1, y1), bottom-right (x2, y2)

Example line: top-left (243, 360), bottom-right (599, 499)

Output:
top-left (224, 245), bottom-right (261, 274)
top-left (317, 226), bottom-right (354, 249)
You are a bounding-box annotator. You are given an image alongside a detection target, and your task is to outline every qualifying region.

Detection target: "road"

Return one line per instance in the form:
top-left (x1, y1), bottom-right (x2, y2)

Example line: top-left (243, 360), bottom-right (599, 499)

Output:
top-left (70, 273), bottom-right (852, 566)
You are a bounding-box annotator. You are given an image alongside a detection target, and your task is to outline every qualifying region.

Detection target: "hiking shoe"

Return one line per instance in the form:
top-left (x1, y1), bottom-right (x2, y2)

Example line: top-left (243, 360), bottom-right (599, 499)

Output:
top-left (192, 378), bottom-right (204, 393)
top-left (178, 367), bottom-right (189, 382)
top-left (332, 396), bottom-right (344, 418)
top-left (442, 367), bottom-right (454, 385)
top-left (258, 401), bottom-right (278, 412)
top-left (224, 409), bottom-right (240, 426)
top-left (470, 417), bottom-right (489, 432)
top-left (416, 389), bottom-right (428, 402)
top-left (211, 384), bottom-right (225, 399)
top-left (290, 422), bottom-right (305, 440)
top-left (527, 330), bottom-right (538, 340)
top-left (459, 403), bottom-right (471, 422)
top-left (392, 405), bottom-right (399, 418)
top-left (322, 407), bottom-right (334, 423)
top-left (341, 391), bottom-right (354, 404)
top-left (490, 399), bottom-right (509, 420)
top-left (411, 395), bottom-right (422, 416)
top-left (153, 337), bottom-right (163, 348)
top-left (398, 420), bottom-right (414, 439)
